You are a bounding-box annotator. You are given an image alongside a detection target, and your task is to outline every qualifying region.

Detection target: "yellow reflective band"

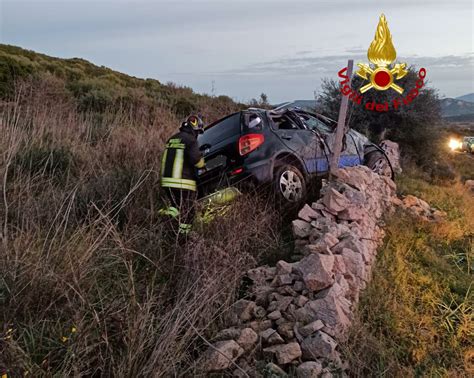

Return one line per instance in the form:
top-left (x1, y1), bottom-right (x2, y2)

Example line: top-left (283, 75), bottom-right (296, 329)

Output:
top-left (161, 149), bottom-right (168, 174)
top-left (195, 157), bottom-right (205, 169)
top-left (161, 177), bottom-right (197, 191)
top-left (172, 148), bottom-right (184, 178)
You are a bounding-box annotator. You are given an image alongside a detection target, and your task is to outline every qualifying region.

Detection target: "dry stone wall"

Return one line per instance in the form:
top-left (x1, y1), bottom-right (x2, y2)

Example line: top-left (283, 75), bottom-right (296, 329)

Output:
top-left (201, 165), bottom-right (404, 376)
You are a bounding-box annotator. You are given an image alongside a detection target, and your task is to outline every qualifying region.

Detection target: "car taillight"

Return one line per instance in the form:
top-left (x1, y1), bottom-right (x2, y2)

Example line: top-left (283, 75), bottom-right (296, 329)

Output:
top-left (239, 134), bottom-right (264, 156)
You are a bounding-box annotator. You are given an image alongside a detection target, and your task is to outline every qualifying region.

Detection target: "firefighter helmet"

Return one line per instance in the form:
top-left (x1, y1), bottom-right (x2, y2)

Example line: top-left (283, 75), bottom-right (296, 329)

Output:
top-left (183, 114), bottom-right (204, 134)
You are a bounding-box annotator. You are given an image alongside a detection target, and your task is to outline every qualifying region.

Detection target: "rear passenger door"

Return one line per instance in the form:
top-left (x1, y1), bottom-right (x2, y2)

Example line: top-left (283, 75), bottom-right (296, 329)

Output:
top-left (270, 112), bottom-right (322, 175)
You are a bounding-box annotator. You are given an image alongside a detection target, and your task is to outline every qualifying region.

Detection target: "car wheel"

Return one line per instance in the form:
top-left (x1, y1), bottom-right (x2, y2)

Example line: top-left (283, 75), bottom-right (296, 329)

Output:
top-left (274, 164), bottom-right (307, 203)
top-left (365, 151), bottom-right (392, 177)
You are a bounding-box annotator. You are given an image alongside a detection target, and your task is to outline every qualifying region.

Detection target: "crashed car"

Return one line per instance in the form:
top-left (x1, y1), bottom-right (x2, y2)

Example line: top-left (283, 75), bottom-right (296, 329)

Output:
top-left (461, 136), bottom-right (474, 154)
top-left (197, 106), bottom-right (392, 203)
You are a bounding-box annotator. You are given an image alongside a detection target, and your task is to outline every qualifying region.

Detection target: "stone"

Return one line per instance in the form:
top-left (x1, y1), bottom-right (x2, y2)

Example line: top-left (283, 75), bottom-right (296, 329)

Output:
top-left (260, 328), bottom-right (284, 345)
top-left (265, 362), bottom-right (287, 377)
top-left (300, 331), bottom-right (338, 360)
top-left (268, 310), bottom-right (282, 320)
top-left (214, 327), bottom-right (241, 341)
top-left (253, 285), bottom-right (273, 307)
top-left (299, 320), bottom-right (324, 337)
top-left (338, 206), bottom-right (365, 221)
top-left (203, 340), bottom-right (244, 371)
top-left (236, 328), bottom-right (258, 352)
top-left (294, 254), bottom-right (335, 292)
top-left (253, 306), bottom-right (267, 319)
top-left (267, 294), bottom-right (293, 312)
top-left (263, 342), bottom-right (302, 364)
top-left (306, 233), bottom-right (339, 253)
top-left (232, 300), bottom-right (256, 322)
top-left (322, 187), bottom-right (350, 213)
top-left (403, 194), bottom-right (419, 208)
top-left (293, 220), bottom-right (312, 239)
top-left (294, 295), bottom-right (309, 307)
top-left (273, 274), bottom-right (293, 286)
top-left (247, 266), bottom-right (275, 283)
top-left (296, 361), bottom-right (323, 377)
top-left (380, 140), bottom-right (402, 173)
top-left (277, 322), bottom-right (295, 340)
top-left (341, 248), bottom-right (365, 280)
top-left (249, 320), bottom-right (272, 333)
top-left (333, 255), bottom-right (347, 275)
top-left (293, 281), bottom-right (304, 292)
top-left (278, 285), bottom-right (299, 297)
top-left (276, 260), bottom-right (294, 275)
top-left (298, 204), bottom-right (320, 222)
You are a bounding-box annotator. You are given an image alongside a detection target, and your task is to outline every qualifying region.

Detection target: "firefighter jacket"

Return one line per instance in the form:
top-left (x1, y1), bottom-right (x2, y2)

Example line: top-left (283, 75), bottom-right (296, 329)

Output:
top-left (160, 127), bottom-right (205, 191)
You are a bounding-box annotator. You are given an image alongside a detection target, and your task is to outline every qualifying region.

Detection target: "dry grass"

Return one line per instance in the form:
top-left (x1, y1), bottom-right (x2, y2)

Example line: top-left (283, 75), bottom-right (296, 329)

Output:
top-left (0, 80), bottom-right (285, 376)
top-left (342, 165), bottom-right (473, 377)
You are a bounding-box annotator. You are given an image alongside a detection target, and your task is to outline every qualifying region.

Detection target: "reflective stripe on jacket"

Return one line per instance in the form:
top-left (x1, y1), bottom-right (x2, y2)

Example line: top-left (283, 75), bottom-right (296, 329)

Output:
top-left (161, 128), bottom-right (204, 191)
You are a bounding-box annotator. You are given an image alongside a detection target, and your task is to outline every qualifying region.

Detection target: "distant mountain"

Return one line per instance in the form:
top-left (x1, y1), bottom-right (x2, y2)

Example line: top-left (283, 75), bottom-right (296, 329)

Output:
top-left (439, 98), bottom-right (474, 117)
top-left (456, 93), bottom-right (474, 103)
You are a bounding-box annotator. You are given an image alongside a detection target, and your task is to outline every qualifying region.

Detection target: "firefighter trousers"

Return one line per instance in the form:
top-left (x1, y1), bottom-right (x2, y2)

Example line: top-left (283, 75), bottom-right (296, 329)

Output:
top-left (163, 187), bottom-right (197, 234)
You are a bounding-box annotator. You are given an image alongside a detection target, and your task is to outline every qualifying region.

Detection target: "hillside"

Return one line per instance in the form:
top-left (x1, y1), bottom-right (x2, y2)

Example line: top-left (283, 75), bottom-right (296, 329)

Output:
top-left (0, 44), bottom-right (242, 119)
top-left (456, 93), bottom-right (474, 103)
top-left (440, 97), bottom-right (474, 118)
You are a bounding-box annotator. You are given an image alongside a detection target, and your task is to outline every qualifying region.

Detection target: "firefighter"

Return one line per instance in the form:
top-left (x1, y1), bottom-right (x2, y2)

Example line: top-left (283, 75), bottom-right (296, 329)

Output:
top-left (160, 114), bottom-right (206, 235)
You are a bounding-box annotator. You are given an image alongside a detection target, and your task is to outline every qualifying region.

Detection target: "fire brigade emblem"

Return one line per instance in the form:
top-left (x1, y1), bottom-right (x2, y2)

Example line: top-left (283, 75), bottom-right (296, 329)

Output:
top-left (356, 14), bottom-right (408, 94)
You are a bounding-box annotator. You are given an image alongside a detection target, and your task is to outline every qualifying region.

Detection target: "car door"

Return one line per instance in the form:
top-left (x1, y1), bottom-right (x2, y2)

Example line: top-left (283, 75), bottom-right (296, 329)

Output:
top-left (270, 111), bottom-right (323, 175)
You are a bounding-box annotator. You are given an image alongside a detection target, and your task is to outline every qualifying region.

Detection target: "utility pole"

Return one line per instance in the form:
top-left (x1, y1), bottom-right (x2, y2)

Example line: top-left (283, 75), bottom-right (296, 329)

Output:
top-left (330, 59), bottom-right (353, 178)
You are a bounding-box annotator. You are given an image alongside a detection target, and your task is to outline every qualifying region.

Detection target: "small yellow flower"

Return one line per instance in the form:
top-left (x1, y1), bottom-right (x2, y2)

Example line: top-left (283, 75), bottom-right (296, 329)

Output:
top-left (2, 373), bottom-right (8, 378)
top-left (71, 327), bottom-right (77, 333)
top-left (61, 336), bottom-right (68, 343)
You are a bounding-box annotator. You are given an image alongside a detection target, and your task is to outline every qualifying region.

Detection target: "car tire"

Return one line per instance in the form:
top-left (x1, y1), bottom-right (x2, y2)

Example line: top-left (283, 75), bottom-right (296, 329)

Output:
top-left (274, 164), bottom-right (307, 204)
top-left (365, 151), bottom-right (392, 178)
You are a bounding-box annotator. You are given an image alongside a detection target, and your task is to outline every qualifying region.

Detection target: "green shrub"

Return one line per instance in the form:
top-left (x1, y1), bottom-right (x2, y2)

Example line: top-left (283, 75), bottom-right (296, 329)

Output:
top-left (13, 145), bottom-right (75, 180)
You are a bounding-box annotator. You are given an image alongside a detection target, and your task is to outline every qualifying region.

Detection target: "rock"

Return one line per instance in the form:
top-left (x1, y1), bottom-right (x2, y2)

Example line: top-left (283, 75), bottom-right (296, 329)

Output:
top-left (306, 233), bottom-right (339, 253)
top-left (300, 331), bottom-right (338, 360)
top-left (276, 260), bottom-right (294, 275)
top-left (298, 204), bottom-right (320, 222)
top-left (278, 285), bottom-right (299, 297)
top-left (294, 295), bottom-right (309, 307)
top-left (236, 328), bottom-right (258, 352)
top-left (214, 327), bottom-right (241, 341)
top-left (299, 320), bottom-right (324, 337)
top-left (232, 300), bottom-right (257, 322)
top-left (263, 342), bottom-right (302, 364)
top-left (268, 310), bottom-right (282, 320)
top-left (296, 361), bottom-right (323, 377)
top-left (253, 285), bottom-right (273, 306)
top-left (247, 266), bottom-right (275, 284)
top-left (403, 194), bottom-right (420, 208)
top-left (260, 328), bottom-right (284, 345)
top-left (273, 274), bottom-right (293, 286)
top-left (338, 206), bottom-right (365, 221)
top-left (293, 281), bottom-right (304, 292)
top-left (322, 187), bottom-right (350, 213)
top-left (203, 340), bottom-right (244, 371)
top-left (267, 294), bottom-right (294, 312)
top-left (253, 305), bottom-right (267, 319)
top-left (293, 220), bottom-right (312, 239)
top-left (277, 322), bottom-right (295, 340)
top-left (380, 140), bottom-right (401, 173)
top-left (249, 320), bottom-right (272, 333)
top-left (294, 253), bottom-right (335, 292)
top-left (341, 248), bottom-right (365, 281)
top-left (265, 362), bottom-right (287, 377)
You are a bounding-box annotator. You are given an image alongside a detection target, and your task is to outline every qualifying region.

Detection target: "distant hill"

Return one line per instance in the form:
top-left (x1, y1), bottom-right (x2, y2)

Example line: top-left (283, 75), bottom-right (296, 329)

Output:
top-left (456, 93), bottom-right (474, 103)
top-left (439, 97), bottom-right (474, 118)
top-left (0, 44), bottom-right (241, 117)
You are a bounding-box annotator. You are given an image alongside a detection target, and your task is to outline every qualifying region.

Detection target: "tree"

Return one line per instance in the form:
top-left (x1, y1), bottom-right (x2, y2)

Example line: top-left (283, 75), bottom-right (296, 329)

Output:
top-left (317, 67), bottom-right (442, 168)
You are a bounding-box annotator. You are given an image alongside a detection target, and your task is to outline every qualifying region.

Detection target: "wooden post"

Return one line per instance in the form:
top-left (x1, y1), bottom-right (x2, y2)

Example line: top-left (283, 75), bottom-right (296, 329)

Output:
top-left (330, 59), bottom-right (353, 178)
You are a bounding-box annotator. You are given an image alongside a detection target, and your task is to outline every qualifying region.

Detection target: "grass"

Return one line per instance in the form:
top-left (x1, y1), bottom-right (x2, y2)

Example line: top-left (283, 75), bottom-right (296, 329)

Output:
top-left (343, 162), bottom-right (473, 377)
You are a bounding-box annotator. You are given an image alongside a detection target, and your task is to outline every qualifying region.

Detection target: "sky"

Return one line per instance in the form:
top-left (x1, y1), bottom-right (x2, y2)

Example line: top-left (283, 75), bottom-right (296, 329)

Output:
top-left (1, 0), bottom-right (473, 103)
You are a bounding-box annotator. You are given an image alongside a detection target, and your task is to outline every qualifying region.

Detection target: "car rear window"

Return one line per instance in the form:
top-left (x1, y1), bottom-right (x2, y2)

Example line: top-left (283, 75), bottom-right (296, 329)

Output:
top-left (199, 113), bottom-right (241, 145)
